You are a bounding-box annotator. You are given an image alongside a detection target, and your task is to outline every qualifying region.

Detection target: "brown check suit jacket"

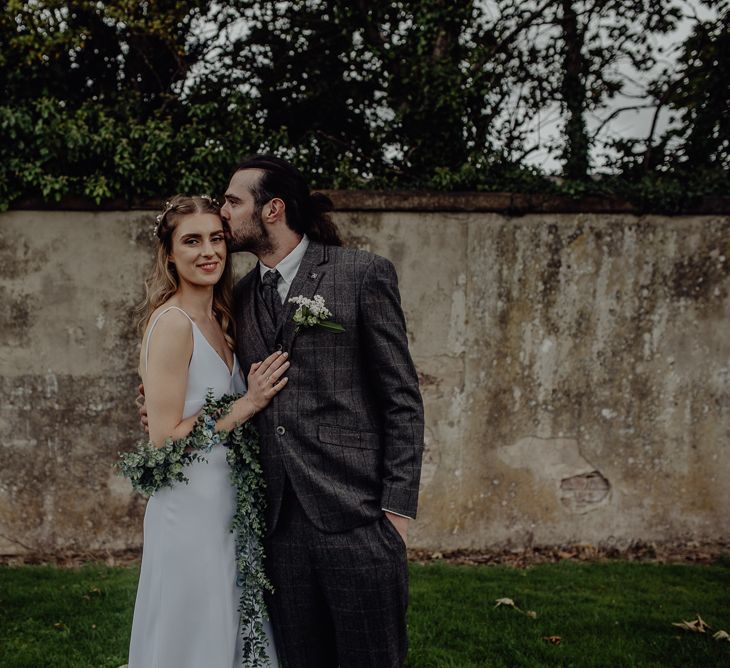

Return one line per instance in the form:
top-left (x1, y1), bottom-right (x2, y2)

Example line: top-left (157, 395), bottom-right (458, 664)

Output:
top-left (233, 241), bottom-right (424, 534)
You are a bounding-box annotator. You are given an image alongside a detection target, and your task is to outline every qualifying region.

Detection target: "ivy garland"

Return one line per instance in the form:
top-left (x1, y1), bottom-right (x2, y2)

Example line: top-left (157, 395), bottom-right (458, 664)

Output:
top-left (210, 393), bottom-right (274, 667)
top-left (118, 391), bottom-right (273, 668)
top-left (118, 408), bottom-right (213, 496)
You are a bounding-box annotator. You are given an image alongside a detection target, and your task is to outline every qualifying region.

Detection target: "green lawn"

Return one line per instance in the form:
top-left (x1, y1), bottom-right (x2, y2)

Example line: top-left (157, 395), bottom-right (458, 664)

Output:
top-left (407, 560), bottom-right (730, 667)
top-left (1, 560), bottom-right (728, 667)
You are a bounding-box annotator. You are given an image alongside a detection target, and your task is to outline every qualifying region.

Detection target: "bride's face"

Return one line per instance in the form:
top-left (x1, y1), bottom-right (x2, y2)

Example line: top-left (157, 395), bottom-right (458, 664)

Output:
top-left (168, 213), bottom-right (227, 287)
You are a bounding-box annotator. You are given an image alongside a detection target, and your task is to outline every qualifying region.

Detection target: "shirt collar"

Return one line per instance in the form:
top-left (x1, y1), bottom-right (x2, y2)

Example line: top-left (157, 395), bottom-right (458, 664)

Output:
top-left (259, 234), bottom-right (310, 286)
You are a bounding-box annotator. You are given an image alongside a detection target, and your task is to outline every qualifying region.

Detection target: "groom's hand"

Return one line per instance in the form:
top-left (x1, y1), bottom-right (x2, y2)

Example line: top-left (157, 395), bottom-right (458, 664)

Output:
top-left (136, 383), bottom-right (149, 433)
top-left (385, 512), bottom-right (409, 547)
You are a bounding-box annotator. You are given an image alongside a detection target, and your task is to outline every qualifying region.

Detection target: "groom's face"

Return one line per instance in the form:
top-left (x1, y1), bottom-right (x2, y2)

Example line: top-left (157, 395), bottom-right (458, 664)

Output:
top-left (221, 168), bottom-right (273, 255)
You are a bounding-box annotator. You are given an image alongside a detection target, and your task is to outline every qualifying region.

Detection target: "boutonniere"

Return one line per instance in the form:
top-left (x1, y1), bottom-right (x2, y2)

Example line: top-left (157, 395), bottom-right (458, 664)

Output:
top-left (289, 295), bottom-right (345, 335)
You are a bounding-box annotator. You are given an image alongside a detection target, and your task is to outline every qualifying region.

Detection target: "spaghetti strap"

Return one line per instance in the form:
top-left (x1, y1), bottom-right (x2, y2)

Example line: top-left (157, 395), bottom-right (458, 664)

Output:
top-left (144, 306), bottom-right (194, 370)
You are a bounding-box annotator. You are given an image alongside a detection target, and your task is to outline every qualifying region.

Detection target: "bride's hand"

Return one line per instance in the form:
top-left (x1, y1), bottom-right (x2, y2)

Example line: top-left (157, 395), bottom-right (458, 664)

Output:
top-left (245, 351), bottom-right (290, 413)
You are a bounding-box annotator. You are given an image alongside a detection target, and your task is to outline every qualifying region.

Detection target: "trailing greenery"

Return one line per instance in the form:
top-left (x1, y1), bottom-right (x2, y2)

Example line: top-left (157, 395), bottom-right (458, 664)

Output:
top-left (1, 560), bottom-right (729, 667)
top-left (1, 1), bottom-right (728, 211)
top-left (220, 396), bottom-right (273, 668)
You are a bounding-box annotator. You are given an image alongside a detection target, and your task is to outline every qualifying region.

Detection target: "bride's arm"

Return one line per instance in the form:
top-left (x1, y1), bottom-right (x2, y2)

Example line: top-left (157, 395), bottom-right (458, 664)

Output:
top-left (144, 311), bottom-right (289, 447)
top-left (144, 310), bottom-right (197, 447)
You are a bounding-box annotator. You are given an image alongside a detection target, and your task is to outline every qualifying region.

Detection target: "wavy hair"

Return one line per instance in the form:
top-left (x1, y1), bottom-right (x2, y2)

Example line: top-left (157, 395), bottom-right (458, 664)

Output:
top-left (136, 194), bottom-right (235, 350)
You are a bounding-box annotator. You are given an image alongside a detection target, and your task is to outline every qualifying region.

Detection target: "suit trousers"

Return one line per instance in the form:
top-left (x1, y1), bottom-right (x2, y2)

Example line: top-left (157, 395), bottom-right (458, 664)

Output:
top-left (264, 482), bottom-right (409, 668)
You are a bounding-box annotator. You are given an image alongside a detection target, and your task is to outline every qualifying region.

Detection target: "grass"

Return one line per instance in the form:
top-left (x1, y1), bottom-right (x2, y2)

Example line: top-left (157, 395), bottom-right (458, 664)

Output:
top-left (0, 560), bottom-right (729, 667)
top-left (0, 565), bottom-right (135, 668)
top-left (406, 560), bottom-right (730, 668)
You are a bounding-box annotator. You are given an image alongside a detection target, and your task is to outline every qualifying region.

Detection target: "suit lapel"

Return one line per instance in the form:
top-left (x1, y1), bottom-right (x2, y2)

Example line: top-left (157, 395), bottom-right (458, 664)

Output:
top-left (280, 241), bottom-right (329, 349)
top-left (235, 267), bottom-right (271, 359)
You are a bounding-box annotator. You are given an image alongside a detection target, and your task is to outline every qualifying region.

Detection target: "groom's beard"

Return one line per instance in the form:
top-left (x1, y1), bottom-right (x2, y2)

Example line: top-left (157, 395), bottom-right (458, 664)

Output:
top-left (228, 212), bottom-right (275, 256)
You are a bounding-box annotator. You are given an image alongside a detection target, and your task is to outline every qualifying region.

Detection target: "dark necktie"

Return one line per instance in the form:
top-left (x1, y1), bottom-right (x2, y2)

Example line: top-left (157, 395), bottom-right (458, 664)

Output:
top-left (261, 269), bottom-right (283, 329)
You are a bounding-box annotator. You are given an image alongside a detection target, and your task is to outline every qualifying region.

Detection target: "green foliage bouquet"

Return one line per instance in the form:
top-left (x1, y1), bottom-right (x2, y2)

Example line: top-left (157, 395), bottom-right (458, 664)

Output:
top-left (118, 391), bottom-right (273, 667)
top-left (117, 404), bottom-right (217, 496)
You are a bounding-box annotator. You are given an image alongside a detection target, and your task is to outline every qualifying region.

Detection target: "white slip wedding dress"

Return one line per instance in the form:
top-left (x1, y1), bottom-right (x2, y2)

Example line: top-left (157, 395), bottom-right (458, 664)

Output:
top-left (128, 306), bottom-right (279, 668)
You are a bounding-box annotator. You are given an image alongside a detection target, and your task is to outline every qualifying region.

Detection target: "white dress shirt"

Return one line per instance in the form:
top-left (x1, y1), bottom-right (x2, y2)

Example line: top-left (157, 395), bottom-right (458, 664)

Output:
top-left (259, 234), bottom-right (310, 304)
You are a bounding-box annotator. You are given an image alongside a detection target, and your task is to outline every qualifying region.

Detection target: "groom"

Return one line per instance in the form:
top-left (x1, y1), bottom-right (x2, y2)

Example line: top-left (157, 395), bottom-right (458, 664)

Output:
top-left (221, 155), bottom-right (424, 667)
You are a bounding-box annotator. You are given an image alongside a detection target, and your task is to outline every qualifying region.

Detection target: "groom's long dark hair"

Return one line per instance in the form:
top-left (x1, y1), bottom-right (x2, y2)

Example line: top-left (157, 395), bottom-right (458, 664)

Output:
top-left (234, 155), bottom-right (343, 246)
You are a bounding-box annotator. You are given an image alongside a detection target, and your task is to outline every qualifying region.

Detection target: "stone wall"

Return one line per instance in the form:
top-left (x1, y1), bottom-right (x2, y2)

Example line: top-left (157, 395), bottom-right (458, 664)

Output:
top-left (1, 202), bottom-right (728, 553)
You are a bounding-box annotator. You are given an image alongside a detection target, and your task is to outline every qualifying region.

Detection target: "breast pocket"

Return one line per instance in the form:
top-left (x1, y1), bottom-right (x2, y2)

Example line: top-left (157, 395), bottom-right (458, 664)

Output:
top-left (318, 424), bottom-right (381, 450)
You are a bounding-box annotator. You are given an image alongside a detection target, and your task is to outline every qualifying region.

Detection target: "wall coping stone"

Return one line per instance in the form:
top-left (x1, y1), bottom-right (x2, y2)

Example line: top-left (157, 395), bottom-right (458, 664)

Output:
top-left (8, 191), bottom-right (730, 215)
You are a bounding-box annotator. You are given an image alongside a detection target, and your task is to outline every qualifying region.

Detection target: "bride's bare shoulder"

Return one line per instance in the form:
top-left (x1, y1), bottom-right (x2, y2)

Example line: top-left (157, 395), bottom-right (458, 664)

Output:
top-left (139, 303), bottom-right (193, 373)
top-left (145, 302), bottom-right (191, 334)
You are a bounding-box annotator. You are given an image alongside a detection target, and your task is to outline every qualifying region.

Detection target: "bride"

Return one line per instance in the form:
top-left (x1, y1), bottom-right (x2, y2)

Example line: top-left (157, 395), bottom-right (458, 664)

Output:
top-left (128, 195), bottom-right (286, 667)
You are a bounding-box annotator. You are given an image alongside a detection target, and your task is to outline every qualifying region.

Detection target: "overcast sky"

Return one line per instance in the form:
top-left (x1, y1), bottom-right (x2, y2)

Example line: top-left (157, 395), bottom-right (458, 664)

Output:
top-left (498, 0), bottom-right (723, 172)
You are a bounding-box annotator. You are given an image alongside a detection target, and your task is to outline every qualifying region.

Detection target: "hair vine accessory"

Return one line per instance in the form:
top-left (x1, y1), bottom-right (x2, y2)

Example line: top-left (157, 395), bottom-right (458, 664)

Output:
top-left (153, 200), bottom-right (173, 237)
top-left (152, 196), bottom-right (218, 238)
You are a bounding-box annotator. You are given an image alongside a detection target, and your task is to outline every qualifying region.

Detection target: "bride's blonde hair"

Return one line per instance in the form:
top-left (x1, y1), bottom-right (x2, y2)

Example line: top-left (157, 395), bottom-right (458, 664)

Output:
top-left (136, 194), bottom-right (235, 350)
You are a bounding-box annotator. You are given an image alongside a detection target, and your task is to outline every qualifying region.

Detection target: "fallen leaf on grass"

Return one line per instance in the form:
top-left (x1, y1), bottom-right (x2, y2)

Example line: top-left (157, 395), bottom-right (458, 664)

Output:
top-left (542, 635), bottom-right (562, 645)
top-left (672, 614), bottom-right (711, 633)
top-left (53, 621), bottom-right (70, 637)
top-left (494, 598), bottom-right (537, 619)
top-left (495, 597), bottom-right (518, 609)
top-left (83, 585), bottom-right (103, 601)
top-left (713, 630), bottom-right (730, 642)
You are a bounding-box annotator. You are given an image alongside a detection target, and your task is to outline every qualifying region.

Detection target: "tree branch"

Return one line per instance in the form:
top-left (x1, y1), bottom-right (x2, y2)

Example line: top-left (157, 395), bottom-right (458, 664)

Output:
top-left (471, 0), bottom-right (556, 73)
top-left (642, 74), bottom-right (688, 170)
top-left (592, 103), bottom-right (656, 139)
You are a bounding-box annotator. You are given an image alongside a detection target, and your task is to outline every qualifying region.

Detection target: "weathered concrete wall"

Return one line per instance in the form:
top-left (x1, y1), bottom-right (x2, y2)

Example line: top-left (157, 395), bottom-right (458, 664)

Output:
top-left (1, 207), bottom-right (728, 553)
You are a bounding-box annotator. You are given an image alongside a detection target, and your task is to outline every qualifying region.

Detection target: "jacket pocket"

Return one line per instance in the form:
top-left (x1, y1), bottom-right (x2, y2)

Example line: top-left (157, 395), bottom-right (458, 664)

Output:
top-left (318, 424), bottom-right (380, 450)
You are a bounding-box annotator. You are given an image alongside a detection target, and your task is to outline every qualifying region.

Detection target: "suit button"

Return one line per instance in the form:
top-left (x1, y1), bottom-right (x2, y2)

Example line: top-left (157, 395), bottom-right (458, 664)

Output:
top-left (275, 343), bottom-right (283, 351)
top-left (276, 426), bottom-right (286, 436)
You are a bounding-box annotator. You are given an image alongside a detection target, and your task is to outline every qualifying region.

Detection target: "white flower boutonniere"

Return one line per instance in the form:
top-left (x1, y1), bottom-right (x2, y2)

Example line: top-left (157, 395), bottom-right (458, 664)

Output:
top-left (289, 294), bottom-right (345, 335)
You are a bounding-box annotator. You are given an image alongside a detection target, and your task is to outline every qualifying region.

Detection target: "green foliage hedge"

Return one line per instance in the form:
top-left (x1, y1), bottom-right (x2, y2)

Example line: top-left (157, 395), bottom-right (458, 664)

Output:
top-left (0, 95), bottom-right (272, 208)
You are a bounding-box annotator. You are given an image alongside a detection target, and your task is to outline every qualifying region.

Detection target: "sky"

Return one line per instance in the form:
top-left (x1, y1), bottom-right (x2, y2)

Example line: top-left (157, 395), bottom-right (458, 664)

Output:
top-left (495, 0), bottom-right (723, 172)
